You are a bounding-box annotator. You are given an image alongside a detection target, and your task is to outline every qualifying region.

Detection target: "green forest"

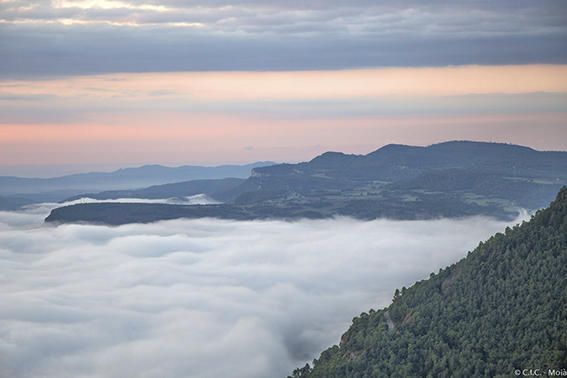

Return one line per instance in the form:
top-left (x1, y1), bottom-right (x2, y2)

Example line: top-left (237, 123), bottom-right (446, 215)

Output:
top-left (291, 187), bottom-right (567, 377)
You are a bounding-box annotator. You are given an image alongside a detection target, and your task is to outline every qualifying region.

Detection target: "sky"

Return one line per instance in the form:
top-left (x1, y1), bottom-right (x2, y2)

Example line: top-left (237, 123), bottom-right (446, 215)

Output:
top-left (1, 0), bottom-right (567, 174)
top-left (0, 203), bottom-right (524, 377)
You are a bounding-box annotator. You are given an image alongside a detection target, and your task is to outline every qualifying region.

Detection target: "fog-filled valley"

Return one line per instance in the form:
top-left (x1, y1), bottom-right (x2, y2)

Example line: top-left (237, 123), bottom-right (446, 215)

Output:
top-left (2, 1), bottom-right (566, 375)
top-left (0, 203), bottom-right (525, 378)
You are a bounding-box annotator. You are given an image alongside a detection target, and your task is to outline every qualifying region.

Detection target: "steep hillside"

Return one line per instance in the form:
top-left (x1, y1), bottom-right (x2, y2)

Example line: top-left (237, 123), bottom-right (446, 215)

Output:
top-left (291, 187), bottom-right (567, 378)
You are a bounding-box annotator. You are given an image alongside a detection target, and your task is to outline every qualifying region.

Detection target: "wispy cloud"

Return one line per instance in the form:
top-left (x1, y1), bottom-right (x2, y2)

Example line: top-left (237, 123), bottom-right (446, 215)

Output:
top-left (4, 66), bottom-right (567, 101)
top-left (2, 1), bottom-right (565, 36)
top-left (1, 66), bottom-right (567, 166)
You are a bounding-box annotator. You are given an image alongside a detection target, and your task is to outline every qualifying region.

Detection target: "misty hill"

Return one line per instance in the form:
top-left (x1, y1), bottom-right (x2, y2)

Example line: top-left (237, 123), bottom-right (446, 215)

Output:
top-left (46, 141), bottom-right (567, 225)
top-left (0, 195), bottom-right (33, 211)
top-left (64, 178), bottom-right (245, 202)
top-left (0, 162), bottom-right (273, 210)
top-left (290, 187), bottom-right (567, 377)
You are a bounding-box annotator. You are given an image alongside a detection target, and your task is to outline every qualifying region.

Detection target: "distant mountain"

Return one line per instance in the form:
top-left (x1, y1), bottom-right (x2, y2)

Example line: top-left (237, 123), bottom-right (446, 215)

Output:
top-left (220, 141), bottom-right (566, 217)
top-left (64, 178), bottom-right (245, 202)
top-left (230, 141), bottom-right (566, 203)
top-left (0, 162), bottom-right (274, 209)
top-left (290, 187), bottom-right (567, 377)
top-left (0, 195), bottom-right (34, 211)
top-left (45, 141), bottom-right (567, 224)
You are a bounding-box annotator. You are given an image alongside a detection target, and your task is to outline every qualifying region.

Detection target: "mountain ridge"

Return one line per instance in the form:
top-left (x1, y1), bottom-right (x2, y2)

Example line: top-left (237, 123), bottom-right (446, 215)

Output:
top-left (46, 141), bottom-right (567, 225)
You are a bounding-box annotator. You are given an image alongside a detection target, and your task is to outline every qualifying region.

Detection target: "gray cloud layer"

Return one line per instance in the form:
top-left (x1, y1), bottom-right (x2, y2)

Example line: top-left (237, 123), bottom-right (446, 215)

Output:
top-left (1, 1), bottom-right (566, 77)
top-left (0, 204), bottom-right (523, 377)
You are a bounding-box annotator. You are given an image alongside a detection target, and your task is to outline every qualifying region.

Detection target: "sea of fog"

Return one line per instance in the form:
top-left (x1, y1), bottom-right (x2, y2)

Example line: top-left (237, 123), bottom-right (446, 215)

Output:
top-left (0, 200), bottom-right (527, 378)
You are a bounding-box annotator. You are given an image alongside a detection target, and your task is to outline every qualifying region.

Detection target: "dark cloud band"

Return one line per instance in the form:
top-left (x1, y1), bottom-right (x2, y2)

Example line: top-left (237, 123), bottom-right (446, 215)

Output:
top-left (0, 1), bottom-right (566, 77)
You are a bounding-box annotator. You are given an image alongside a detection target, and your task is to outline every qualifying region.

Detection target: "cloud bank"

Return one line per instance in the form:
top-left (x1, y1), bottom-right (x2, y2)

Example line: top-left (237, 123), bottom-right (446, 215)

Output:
top-left (1, 1), bottom-right (566, 76)
top-left (0, 204), bottom-right (524, 377)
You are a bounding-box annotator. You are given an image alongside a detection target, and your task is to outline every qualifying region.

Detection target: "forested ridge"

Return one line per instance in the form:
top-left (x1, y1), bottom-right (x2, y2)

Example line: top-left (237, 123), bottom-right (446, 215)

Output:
top-left (291, 187), bottom-right (567, 378)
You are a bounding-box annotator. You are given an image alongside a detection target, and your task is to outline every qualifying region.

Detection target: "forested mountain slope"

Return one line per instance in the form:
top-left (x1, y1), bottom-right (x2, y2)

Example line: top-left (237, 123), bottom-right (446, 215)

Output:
top-left (291, 187), bottom-right (567, 378)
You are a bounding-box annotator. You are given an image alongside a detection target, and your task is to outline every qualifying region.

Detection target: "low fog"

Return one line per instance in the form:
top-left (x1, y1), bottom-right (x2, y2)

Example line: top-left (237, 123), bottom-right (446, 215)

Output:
top-left (0, 204), bottom-right (525, 378)
top-left (59, 194), bottom-right (219, 206)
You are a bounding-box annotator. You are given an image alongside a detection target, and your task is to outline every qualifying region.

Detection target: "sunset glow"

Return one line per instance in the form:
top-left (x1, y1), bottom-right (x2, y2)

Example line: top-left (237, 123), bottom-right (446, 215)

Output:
top-left (1, 65), bottom-right (567, 168)
top-left (1, 0), bottom-right (567, 173)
